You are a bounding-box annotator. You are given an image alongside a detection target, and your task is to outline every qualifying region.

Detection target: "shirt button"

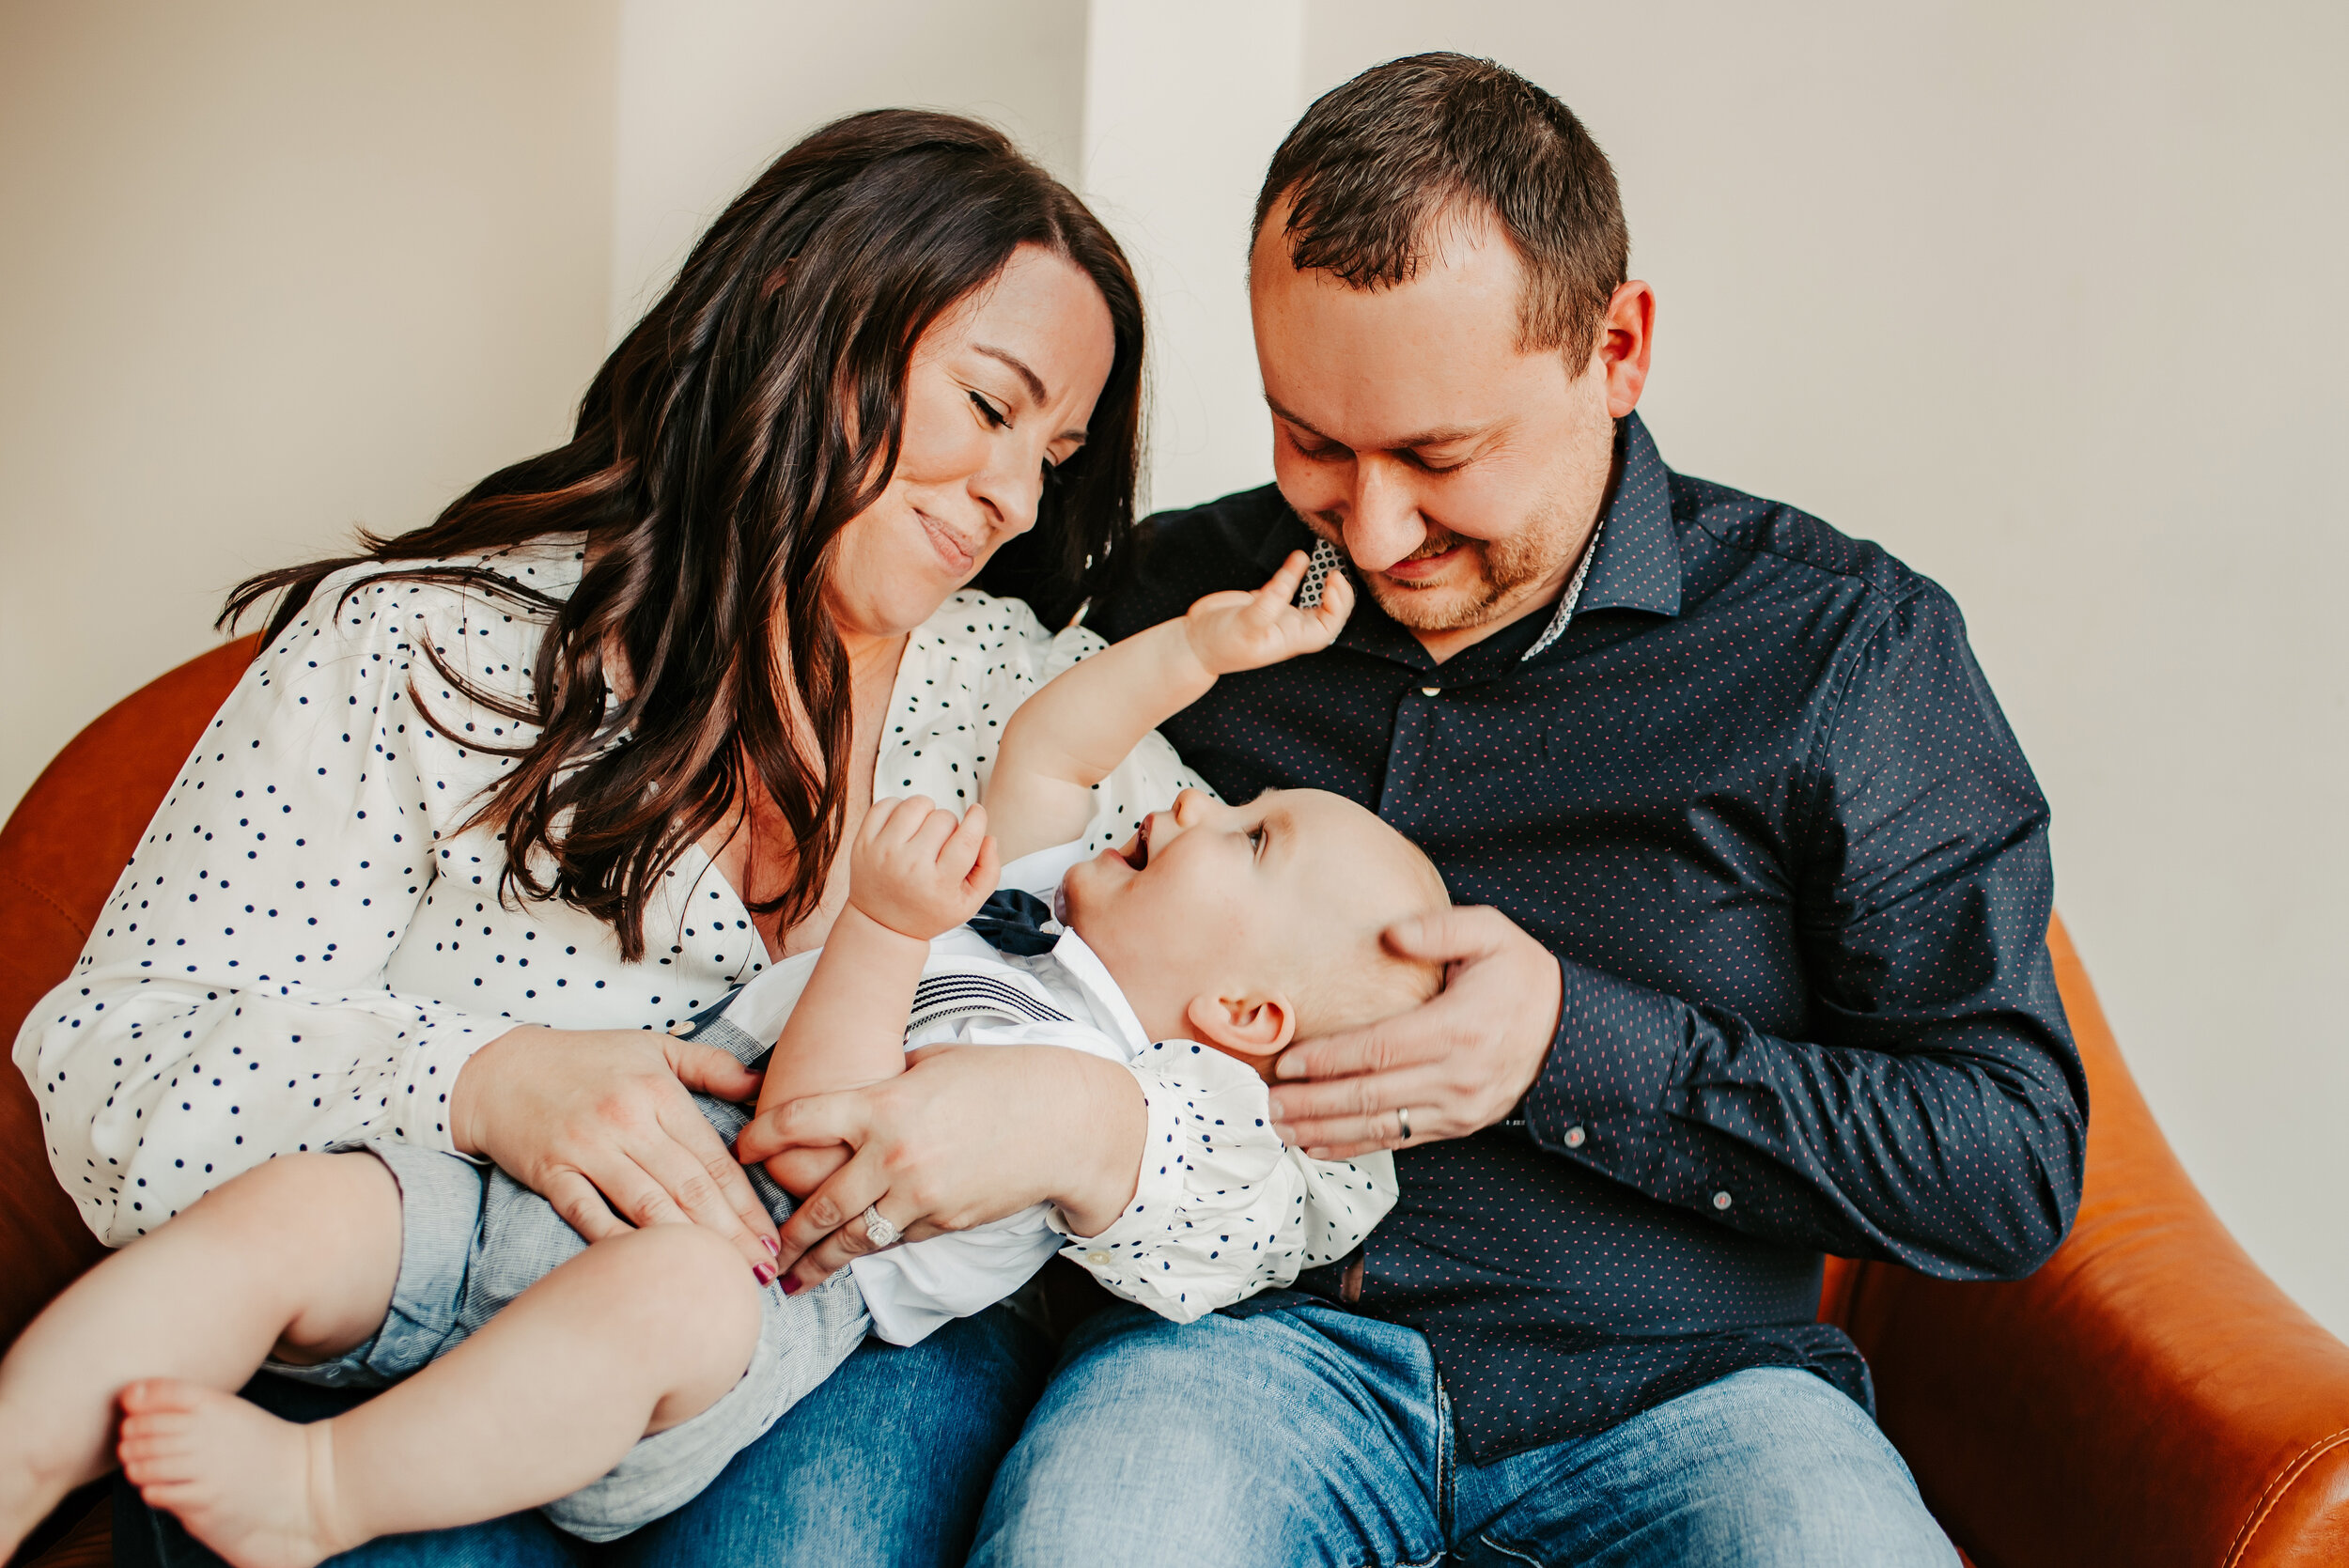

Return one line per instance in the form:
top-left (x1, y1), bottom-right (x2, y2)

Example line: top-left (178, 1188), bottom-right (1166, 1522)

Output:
top-left (1085, 1250), bottom-right (1112, 1266)
top-left (1420, 685), bottom-right (1441, 697)
top-left (1712, 1190), bottom-right (1733, 1210)
top-left (1563, 1126), bottom-right (1586, 1148)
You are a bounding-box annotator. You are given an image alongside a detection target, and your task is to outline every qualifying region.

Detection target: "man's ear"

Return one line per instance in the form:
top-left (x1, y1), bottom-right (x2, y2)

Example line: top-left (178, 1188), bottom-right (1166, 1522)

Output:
top-left (1183, 991), bottom-right (1298, 1059)
top-left (1595, 279), bottom-right (1656, 420)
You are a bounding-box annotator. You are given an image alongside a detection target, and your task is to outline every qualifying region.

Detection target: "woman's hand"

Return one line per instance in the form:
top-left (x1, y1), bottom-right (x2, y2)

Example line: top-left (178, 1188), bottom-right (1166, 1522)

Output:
top-left (451, 1025), bottom-right (782, 1277)
top-left (737, 1043), bottom-right (1145, 1291)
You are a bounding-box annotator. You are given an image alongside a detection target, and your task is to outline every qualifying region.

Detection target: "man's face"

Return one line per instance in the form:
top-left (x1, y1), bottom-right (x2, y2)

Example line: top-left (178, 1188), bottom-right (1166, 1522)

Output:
top-left (1249, 204), bottom-right (1636, 651)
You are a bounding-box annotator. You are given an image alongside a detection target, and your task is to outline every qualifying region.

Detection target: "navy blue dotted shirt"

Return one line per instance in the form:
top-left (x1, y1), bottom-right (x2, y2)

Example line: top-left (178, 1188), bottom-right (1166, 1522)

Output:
top-left (1083, 413), bottom-right (2087, 1465)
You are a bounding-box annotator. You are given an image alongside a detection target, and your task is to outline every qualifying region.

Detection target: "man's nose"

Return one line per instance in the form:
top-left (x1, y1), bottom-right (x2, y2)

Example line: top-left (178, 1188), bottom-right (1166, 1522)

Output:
top-left (1341, 458), bottom-right (1427, 573)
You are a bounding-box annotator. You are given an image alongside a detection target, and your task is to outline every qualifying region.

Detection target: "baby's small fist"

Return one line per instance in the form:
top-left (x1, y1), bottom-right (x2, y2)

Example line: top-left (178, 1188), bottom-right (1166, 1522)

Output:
top-left (848, 798), bottom-right (1001, 940)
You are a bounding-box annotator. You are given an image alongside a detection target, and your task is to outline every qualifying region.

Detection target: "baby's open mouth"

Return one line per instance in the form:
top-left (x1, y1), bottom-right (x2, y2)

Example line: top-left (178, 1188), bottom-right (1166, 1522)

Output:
top-left (1119, 830), bottom-right (1149, 870)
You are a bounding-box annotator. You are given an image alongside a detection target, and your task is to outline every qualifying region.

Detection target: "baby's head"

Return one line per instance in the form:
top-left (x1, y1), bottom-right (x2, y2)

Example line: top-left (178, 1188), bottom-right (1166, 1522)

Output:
top-left (1058, 787), bottom-right (1451, 1069)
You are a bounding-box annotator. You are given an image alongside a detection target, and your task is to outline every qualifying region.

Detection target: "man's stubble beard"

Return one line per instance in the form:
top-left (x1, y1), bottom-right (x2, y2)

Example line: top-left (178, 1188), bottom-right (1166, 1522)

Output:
top-left (1321, 487), bottom-right (1590, 636)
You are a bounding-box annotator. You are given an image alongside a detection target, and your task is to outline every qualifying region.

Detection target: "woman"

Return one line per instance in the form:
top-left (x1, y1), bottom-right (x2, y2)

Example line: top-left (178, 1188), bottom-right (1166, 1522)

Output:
top-left (18, 111), bottom-right (1207, 1566)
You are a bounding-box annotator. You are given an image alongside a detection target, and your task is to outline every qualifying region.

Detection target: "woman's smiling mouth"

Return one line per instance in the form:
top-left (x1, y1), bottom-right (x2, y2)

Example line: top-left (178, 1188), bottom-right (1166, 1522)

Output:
top-left (913, 507), bottom-right (977, 573)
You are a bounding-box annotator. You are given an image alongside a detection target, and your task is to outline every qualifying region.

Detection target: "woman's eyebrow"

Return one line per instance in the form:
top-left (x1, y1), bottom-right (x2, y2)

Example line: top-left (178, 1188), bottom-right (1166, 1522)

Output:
top-left (973, 343), bottom-right (1049, 404)
top-left (974, 343), bottom-right (1088, 443)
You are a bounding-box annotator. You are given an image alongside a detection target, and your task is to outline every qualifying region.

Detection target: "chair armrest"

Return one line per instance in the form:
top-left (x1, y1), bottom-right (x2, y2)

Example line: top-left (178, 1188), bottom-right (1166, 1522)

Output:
top-left (1835, 918), bottom-right (2349, 1567)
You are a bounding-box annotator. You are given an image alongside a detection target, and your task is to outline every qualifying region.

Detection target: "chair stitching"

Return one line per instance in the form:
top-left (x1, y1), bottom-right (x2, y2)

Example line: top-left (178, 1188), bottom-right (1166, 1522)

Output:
top-left (2222, 1424), bottom-right (2349, 1568)
top-left (0, 867), bottom-right (89, 941)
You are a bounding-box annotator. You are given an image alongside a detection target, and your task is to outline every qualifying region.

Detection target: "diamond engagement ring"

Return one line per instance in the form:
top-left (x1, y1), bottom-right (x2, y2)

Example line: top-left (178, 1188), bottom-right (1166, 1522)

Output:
top-left (1396, 1106), bottom-right (1412, 1141)
top-left (861, 1203), bottom-right (901, 1250)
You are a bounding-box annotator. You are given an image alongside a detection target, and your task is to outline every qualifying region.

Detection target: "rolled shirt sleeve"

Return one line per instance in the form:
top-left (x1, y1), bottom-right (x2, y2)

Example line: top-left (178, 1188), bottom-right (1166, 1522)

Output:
top-left (1054, 1039), bottom-right (1396, 1322)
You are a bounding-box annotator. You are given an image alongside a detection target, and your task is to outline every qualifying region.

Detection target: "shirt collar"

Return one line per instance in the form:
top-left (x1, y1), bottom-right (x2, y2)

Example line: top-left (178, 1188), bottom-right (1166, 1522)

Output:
top-left (1571, 412), bottom-right (1683, 624)
top-left (1255, 411), bottom-right (1684, 668)
top-left (1042, 928), bottom-right (1154, 1058)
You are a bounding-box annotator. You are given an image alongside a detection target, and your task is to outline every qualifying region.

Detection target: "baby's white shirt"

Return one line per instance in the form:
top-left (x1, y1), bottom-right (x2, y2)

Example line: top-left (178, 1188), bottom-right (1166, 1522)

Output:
top-left (721, 840), bottom-right (1399, 1344)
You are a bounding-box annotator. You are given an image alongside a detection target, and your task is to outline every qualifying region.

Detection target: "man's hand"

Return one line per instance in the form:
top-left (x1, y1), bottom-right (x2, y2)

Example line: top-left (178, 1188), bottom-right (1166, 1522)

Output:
top-left (847, 796), bottom-right (999, 941)
top-left (1182, 549), bottom-right (1354, 676)
top-left (1267, 907), bottom-right (1563, 1159)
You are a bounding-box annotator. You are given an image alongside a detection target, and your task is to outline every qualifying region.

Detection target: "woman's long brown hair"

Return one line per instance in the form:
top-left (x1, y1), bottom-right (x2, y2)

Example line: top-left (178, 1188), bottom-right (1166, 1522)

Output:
top-left (221, 111), bottom-right (1146, 959)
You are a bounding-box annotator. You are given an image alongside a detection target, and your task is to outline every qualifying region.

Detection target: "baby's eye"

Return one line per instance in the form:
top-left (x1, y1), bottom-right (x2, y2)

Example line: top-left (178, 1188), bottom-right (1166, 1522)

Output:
top-left (1248, 826), bottom-right (1267, 858)
top-left (969, 390), bottom-right (1009, 429)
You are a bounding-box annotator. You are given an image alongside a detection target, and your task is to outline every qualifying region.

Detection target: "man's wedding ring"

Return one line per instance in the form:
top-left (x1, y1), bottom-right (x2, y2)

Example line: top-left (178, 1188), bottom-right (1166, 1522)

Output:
top-left (1396, 1106), bottom-right (1412, 1141)
top-left (861, 1203), bottom-right (901, 1250)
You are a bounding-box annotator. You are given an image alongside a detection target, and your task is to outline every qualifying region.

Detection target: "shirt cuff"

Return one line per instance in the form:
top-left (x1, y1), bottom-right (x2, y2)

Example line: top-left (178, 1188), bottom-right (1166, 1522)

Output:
top-left (1046, 1047), bottom-right (1290, 1322)
top-left (1518, 955), bottom-right (1689, 1159)
top-left (385, 1001), bottom-right (518, 1156)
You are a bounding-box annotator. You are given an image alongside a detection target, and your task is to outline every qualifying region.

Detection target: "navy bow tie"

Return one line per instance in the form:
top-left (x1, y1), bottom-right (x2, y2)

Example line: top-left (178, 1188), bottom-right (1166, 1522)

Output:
top-left (966, 887), bottom-right (1060, 956)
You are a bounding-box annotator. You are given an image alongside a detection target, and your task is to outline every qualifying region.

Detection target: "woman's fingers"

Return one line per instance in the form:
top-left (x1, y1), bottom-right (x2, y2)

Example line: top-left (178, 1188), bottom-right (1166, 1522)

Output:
top-left (643, 1099), bottom-right (782, 1268)
top-left (771, 1142), bottom-right (896, 1285)
top-left (664, 1038), bottom-right (763, 1104)
top-left (785, 1191), bottom-right (933, 1289)
top-left (733, 1084), bottom-right (868, 1169)
top-left (542, 1170), bottom-right (629, 1245)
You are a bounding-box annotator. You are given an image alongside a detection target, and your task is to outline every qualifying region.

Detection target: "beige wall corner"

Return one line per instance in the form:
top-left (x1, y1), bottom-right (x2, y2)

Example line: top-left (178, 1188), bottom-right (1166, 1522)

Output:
top-left (0, 0), bottom-right (620, 813)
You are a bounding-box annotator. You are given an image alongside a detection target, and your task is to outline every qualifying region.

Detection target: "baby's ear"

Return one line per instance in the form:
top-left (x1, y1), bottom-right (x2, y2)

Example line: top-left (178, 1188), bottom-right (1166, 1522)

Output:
top-left (1183, 992), bottom-right (1298, 1059)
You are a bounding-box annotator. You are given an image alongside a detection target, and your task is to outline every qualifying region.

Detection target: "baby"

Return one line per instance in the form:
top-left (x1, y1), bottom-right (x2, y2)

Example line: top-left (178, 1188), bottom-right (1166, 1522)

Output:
top-left (0, 553), bottom-right (1451, 1568)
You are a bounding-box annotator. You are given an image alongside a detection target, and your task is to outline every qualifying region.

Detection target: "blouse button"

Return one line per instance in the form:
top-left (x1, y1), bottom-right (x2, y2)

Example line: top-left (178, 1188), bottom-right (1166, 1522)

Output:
top-left (1420, 685), bottom-right (1440, 697)
top-left (1563, 1126), bottom-right (1586, 1148)
top-left (1085, 1250), bottom-right (1112, 1266)
top-left (1712, 1190), bottom-right (1733, 1210)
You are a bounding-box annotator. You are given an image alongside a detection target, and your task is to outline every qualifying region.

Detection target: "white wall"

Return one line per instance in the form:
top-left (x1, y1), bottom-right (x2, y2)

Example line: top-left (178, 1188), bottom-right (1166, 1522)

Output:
top-left (609, 0), bottom-right (1089, 342)
top-left (1080, 1), bottom-right (1306, 516)
top-left (0, 2), bottom-right (618, 812)
top-left (1282, 2), bottom-right (2349, 1329)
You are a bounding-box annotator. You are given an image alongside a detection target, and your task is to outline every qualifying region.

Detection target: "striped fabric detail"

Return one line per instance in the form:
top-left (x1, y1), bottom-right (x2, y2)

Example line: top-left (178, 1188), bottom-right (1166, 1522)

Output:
top-left (905, 969), bottom-right (1074, 1039)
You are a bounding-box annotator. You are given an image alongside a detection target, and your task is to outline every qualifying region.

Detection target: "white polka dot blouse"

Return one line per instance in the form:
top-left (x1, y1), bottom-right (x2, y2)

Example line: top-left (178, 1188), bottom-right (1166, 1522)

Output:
top-left (14, 538), bottom-right (1205, 1245)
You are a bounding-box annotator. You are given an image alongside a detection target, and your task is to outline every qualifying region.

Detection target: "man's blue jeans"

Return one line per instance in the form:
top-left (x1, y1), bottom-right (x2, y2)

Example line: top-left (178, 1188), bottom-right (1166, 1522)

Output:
top-left (972, 1298), bottom-right (1958, 1566)
top-left (111, 1301), bottom-right (1052, 1568)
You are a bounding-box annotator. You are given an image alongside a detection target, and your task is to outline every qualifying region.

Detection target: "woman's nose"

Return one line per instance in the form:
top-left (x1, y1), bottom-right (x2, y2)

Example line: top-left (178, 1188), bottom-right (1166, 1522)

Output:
top-left (971, 445), bottom-right (1046, 541)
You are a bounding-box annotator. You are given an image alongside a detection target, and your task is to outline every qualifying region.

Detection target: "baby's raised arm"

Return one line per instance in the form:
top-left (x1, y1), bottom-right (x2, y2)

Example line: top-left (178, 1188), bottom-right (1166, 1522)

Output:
top-left (984, 551), bottom-right (1353, 862)
top-left (752, 797), bottom-right (998, 1196)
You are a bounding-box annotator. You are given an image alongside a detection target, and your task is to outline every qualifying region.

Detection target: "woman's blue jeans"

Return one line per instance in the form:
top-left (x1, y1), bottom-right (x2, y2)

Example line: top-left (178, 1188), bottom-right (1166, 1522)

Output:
top-left (111, 1301), bottom-right (1053, 1568)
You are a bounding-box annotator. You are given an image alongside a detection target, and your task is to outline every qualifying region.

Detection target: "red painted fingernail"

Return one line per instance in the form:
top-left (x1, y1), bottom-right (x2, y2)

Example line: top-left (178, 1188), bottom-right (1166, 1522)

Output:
top-left (754, 1264), bottom-right (777, 1285)
top-left (761, 1235), bottom-right (780, 1256)
top-left (780, 1276), bottom-right (801, 1296)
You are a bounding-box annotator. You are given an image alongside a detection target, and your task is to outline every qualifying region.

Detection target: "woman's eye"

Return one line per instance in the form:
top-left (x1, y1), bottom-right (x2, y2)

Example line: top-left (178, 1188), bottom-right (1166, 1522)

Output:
top-left (970, 390), bottom-right (1008, 428)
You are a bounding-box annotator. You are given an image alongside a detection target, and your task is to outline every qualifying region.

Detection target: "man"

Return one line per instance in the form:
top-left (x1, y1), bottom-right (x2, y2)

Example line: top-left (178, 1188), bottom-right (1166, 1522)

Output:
top-left (971, 53), bottom-right (2084, 1566)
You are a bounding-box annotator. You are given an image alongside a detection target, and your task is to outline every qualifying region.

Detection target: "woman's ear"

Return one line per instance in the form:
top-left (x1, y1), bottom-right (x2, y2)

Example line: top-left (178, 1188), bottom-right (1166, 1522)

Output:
top-left (1183, 991), bottom-right (1298, 1059)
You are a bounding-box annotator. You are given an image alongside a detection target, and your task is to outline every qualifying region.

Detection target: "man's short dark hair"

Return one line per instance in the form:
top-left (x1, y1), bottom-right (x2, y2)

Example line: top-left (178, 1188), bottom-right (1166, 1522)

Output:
top-left (1253, 53), bottom-right (1629, 361)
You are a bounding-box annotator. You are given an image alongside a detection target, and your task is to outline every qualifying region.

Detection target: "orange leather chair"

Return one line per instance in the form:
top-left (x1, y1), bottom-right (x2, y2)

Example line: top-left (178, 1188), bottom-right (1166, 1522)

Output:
top-left (7, 643), bottom-right (2349, 1568)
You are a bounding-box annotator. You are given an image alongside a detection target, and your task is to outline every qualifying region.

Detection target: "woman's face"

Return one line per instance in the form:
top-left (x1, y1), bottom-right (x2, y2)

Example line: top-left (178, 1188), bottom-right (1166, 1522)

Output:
top-left (827, 243), bottom-right (1118, 643)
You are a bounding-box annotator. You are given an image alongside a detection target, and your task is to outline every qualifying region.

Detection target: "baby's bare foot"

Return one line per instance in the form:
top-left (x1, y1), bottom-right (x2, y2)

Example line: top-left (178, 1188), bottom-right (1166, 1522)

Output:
top-left (117, 1380), bottom-right (357, 1568)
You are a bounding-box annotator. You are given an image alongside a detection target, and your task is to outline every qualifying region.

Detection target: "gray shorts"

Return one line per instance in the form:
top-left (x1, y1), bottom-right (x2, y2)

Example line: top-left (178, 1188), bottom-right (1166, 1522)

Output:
top-left (268, 1014), bottom-right (871, 1541)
